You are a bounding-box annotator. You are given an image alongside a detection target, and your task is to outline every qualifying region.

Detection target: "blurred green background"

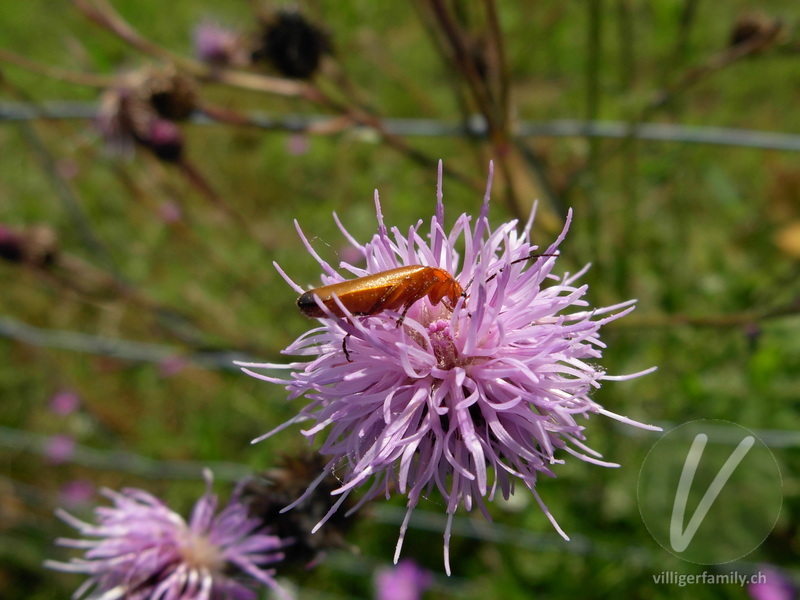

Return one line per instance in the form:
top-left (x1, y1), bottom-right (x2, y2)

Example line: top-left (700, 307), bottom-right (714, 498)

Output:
top-left (1, 1), bottom-right (799, 598)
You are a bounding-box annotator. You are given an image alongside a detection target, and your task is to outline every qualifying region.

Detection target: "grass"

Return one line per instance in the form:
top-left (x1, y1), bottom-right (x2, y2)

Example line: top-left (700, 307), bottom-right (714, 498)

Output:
top-left (1, 1), bottom-right (799, 598)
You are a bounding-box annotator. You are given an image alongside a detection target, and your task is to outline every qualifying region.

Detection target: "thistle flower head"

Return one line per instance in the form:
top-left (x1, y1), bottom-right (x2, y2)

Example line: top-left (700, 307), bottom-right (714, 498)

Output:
top-left (47, 472), bottom-right (287, 600)
top-left (239, 162), bottom-right (657, 573)
top-left (375, 560), bottom-right (433, 600)
top-left (193, 21), bottom-right (251, 67)
top-left (49, 390), bottom-right (81, 416)
top-left (44, 434), bottom-right (76, 465)
top-left (142, 119), bottom-right (185, 162)
top-left (0, 226), bottom-right (23, 262)
top-left (95, 66), bottom-right (194, 160)
top-left (748, 567), bottom-right (797, 600)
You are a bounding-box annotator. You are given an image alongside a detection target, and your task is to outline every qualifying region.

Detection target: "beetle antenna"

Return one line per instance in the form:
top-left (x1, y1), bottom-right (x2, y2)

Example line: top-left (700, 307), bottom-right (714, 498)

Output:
top-left (463, 251), bottom-right (559, 293)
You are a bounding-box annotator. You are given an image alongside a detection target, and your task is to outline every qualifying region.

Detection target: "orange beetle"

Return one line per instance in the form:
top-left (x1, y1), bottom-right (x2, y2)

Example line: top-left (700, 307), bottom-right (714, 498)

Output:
top-left (297, 265), bottom-right (463, 319)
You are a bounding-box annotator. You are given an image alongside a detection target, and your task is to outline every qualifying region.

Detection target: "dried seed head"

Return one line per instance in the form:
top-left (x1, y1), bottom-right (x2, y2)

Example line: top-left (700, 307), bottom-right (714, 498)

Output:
top-left (239, 453), bottom-right (355, 569)
top-left (729, 13), bottom-right (784, 51)
top-left (133, 65), bottom-right (198, 121)
top-left (96, 65), bottom-right (194, 161)
top-left (254, 9), bottom-right (332, 79)
top-left (0, 225), bottom-right (58, 267)
top-left (0, 227), bottom-right (23, 263)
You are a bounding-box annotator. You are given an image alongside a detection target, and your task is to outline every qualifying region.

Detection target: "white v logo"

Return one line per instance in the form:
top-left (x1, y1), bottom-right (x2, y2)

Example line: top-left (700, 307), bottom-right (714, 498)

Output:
top-left (669, 433), bottom-right (755, 552)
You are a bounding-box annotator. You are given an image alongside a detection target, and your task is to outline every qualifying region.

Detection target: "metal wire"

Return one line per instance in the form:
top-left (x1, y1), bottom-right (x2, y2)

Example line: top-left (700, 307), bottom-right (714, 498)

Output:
top-left (2, 315), bottom-right (799, 447)
top-left (0, 425), bottom-right (252, 481)
top-left (0, 316), bottom-right (257, 371)
top-left (3, 101), bottom-right (800, 151)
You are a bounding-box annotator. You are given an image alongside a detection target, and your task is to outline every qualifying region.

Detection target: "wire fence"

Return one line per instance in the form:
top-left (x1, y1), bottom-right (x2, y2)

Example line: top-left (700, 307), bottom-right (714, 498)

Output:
top-left (0, 316), bottom-right (256, 371)
top-left (3, 101), bottom-right (800, 151)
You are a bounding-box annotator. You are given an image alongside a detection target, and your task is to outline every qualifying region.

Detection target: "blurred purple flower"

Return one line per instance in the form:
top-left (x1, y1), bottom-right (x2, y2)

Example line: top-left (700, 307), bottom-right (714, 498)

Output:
top-left (0, 226), bottom-right (24, 262)
top-left (749, 567), bottom-right (797, 600)
top-left (193, 21), bottom-right (250, 67)
top-left (239, 162), bottom-right (657, 573)
top-left (45, 434), bottom-right (76, 465)
top-left (49, 390), bottom-right (80, 416)
top-left (58, 480), bottom-right (96, 509)
top-left (95, 89), bottom-right (129, 153)
top-left (159, 354), bottom-right (188, 377)
top-left (375, 560), bottom-right (433, 600)
top-left (158, 200), bottom-right (184, 224)
top-left (47, 472), bottom-right (288, 600)
top-left (56, 158), bottom-right (80, 180)
top-left (286, 133), bottom-right (310, 156)
top-left (142, 119), bottom-right (184, 162)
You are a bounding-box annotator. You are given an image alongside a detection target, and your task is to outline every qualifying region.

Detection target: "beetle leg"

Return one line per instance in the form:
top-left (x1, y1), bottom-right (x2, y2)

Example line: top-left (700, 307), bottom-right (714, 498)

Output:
top-left (395, 278), bottom-right (440, 327)
top-left (342, 333), bottom-right (353, 362)
top-left (396, 302), bottom-right (413, 327)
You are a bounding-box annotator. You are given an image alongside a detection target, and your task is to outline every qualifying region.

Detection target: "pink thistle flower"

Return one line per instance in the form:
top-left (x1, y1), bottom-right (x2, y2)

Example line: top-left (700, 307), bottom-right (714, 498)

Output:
top-left (158, 354), bottom-right (188, 377)
top-left (375, 560), bottom-right (433, 600)
top-left (45, 434), bottom-right (76, 465)
top-left (46, 472), bottom-right (289, 600)
top-left (49, 390), bottom-right (81, 416)
top-left (749, 567), bottom-right (797, 600)
top-left (238, 162), bottom-right (658, 573)
top-left (157, 201), bottom-right (184, 225)
top-left (0, 225), bottom-right (24, 262)
top-left (141, 119), bottom-right (184, 162)
top-left (193, 21), bottom-right (251, 67)
top-left (286, 133), bottom-right (310, 156)
top-left (58, 480), bottom-right (96, 509)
